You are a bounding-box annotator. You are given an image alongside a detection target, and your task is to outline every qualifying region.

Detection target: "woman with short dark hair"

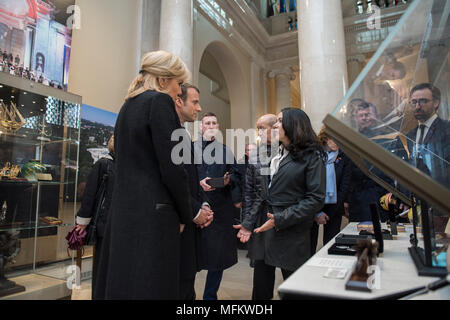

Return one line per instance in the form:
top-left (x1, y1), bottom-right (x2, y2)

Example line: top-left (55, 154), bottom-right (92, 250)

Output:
top-left (252, 108), bottom-right (326, 300)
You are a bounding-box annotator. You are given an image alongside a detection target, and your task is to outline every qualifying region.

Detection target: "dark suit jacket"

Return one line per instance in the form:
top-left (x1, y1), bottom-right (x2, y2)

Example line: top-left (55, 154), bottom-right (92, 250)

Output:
top-left (400, 117), bottom-right (450, 189)
top-left (320, 150), bottom-right (352, 218)
top-left (265, 149), bottom-right (326, 271)
top-left (348, 160), bottom-right (387, 222)
top-left (96, 90), bottom-right (192, 300)
top-left (180, 133), bottom-right (208, 280)
top-left (395, 117), bottom-right (450, 231)
top-left (241, 145), bottom-right (273, 261)
top-left (195, 139), bottom-right (240, 270)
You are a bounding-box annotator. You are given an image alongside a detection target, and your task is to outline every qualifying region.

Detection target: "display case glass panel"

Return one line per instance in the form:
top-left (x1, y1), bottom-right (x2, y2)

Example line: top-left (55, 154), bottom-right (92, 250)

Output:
top-left (324, 0), bottom-right (449, 277)
top-left (0, 72), bottom-right (81, 296)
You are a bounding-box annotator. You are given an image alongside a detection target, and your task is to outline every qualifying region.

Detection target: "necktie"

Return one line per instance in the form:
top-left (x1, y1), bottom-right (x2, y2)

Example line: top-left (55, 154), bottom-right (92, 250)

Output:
top-left (416, 124), bottom-right (429, 174)
top-left (418, 124), bottom-right (426, 145)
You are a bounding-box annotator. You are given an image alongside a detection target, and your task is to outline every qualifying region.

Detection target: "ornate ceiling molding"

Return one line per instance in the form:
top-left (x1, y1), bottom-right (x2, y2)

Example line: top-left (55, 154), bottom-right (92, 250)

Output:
top-left (195, 0), bottom-right (410, 72)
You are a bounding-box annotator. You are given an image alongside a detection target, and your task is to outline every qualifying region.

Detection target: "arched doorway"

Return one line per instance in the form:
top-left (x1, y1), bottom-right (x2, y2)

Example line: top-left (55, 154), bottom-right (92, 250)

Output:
top-left (195, 41), bottom-right (251, 133)
top-left (197, 47), bottom-right (231, 143)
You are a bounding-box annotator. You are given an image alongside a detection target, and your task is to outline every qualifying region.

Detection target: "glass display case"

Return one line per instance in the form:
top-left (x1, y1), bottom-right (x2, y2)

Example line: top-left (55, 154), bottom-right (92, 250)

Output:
top-left (0, 72), bottom-right (81, 298)
top-left (323, 0), bottom-right (449, 277)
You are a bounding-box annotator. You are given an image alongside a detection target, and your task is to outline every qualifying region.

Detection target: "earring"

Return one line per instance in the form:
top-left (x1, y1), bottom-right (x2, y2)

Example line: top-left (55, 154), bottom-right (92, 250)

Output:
top-left (159, 78), bottom-right (168, 89)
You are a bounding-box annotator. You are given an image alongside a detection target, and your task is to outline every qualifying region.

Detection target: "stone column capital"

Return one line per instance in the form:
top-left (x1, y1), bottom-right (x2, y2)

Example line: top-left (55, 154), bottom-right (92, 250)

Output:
top-left (268, 67), bottom-right (296, 81)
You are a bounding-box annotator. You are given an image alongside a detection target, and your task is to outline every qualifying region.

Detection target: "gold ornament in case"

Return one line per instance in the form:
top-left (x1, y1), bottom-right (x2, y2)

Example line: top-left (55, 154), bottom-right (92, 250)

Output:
top-left (0, 101), bottom-right (25, 132)
top-left (0, 162), bottom-right (21, 179)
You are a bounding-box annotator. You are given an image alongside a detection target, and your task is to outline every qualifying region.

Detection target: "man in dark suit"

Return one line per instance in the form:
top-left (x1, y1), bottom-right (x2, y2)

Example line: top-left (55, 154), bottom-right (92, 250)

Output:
top-left (348, 101), bottom-right (388, 222)
top-left (400, 83), bottom-right (449, 188)
top-left (195, 112), bottom-right (242, 300)
top-left (174, 84), bottom-right (214, 300)
top-left (396, 83), bottom-right (449, 232)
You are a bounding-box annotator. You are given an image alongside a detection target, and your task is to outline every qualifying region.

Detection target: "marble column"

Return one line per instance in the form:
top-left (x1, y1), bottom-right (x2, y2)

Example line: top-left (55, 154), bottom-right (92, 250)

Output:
top-left (268, 67), bottom-right (296, 114)
top-left (140, 0), bottom-right (161, 58)
top-left (297, 0), bottom-right (348, 132)
top-left (347, 54), bottom-right (366, 87)
top-left (159, 0), bottom-right (194, 75)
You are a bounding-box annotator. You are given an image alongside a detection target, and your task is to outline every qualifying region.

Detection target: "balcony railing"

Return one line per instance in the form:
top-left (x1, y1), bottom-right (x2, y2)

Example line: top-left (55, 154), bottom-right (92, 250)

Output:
top-left (354, 0), bottom-right (410, 15)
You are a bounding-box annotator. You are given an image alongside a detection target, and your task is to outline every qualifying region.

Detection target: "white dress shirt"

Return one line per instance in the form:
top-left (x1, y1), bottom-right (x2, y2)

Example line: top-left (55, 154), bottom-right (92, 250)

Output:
top-left (269, 146), bottom-right (289, 189)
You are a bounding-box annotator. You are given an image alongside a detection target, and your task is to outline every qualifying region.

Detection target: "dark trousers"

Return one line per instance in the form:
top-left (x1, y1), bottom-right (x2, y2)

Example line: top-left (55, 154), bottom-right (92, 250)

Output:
top-left (310, 213), bottom-right (342, 256)
top-left (180, 275), bottom-right (196, 301)
top-left (252, 260), bottom-right (293, 300)
top-left (203, 270), bottom-right (223, 300)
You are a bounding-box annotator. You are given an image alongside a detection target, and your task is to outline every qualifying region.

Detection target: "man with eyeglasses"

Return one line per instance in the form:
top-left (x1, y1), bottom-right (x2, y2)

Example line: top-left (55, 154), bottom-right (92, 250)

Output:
top-left (396, 83), bottom-right (449, 232)
top-left (401, 83), bottom-right (449, 185)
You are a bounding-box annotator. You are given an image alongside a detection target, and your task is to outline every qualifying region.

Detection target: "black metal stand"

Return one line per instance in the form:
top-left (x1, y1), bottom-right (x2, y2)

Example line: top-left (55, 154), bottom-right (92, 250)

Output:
top-left (407, 198), bottom-right (448, 278)
top-left (0, 255), bottom-right (25, 298)
top-left (408, 246), bottom-right (448, 278)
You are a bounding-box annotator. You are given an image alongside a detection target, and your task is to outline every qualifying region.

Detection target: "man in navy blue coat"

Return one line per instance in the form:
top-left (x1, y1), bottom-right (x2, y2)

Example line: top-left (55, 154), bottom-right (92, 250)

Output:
top-left (195, 112), bottom-right (242, 300)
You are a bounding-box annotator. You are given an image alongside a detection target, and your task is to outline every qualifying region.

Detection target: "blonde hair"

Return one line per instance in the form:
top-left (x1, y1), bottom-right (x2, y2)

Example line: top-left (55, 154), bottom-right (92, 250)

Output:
top-left (125, 50), bottom-right (190, 100)
top-left (107, 135), bottom-right (114, 153)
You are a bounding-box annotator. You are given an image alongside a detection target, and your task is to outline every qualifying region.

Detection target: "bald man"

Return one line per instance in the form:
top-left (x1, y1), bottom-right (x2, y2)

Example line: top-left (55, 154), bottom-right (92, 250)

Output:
top-left (233, 113), bottom-right (279, 300)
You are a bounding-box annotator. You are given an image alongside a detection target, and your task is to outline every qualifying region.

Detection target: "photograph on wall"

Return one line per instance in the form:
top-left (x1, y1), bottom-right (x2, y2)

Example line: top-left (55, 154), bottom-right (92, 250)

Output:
top-left (77, 104), bottom-right (117, 199)
top-left (0, 0), bottom-right (75, 91)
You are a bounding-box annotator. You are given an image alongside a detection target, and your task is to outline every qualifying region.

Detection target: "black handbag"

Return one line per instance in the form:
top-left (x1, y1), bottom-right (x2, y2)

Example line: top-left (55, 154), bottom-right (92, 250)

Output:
top-left (85, 161), bottom-right (110, 246)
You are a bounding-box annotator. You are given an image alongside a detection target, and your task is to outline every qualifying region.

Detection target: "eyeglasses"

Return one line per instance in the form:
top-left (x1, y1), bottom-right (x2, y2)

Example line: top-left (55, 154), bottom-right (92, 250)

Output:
top-left (410, 98), bottom-right (432, 106)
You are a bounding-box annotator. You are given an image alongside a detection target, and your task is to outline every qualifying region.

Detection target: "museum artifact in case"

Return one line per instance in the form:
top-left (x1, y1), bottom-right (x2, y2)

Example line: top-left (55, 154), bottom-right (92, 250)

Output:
top-left (0, 72), bottom-right (81, 298)
top-left (324, 0), bottom-right (449, 277)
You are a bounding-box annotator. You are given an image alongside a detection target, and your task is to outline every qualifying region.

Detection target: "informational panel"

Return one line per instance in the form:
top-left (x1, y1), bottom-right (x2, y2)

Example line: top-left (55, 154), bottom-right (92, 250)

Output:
top-left (78, 104), bottom-right (117, 199)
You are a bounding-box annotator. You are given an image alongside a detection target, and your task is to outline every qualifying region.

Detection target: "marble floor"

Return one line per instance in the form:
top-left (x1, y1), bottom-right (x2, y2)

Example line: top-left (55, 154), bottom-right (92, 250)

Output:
top-left (71, 248), bottom-right (284, 300)
top-left (71, 220), bottom-right (347, 300)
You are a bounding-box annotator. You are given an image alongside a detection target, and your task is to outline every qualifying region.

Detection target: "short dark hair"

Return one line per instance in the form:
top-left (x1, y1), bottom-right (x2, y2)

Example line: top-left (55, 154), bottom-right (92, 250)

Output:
top-left (201, 112), bottom-right (217, 121)
top-left (349, 98), bottom-right (368, 108)
top-left (179, 83), bottom-right (200, 103)
top-left (349, 98), bottom-right (369, 115)
top-left (356, 101), bottom-right (378, 116)
top-left (410, 83), bottom-right (441, 102)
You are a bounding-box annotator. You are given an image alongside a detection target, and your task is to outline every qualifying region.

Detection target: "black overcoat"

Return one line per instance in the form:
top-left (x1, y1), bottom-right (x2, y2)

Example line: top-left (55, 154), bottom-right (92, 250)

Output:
top-left (265, 149), bottom-right (326, 271)
top-left (77, 155), bottom-right (115, 238)
top-left (241, 145), bottom-right (273, 261)
top-left (195, 139), bottom-right (241, 270)
top-left (95, 90), bottom-right (192, 300)
top-left (179, 133), bottom-right (208, 280)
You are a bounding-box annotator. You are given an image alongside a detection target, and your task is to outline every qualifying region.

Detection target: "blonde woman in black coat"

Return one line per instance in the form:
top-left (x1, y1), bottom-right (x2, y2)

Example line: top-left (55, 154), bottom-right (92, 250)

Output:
top-left (94, 51), bottom-right (193, 300)
top-left (252, 108), bottom-right (326, 300)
